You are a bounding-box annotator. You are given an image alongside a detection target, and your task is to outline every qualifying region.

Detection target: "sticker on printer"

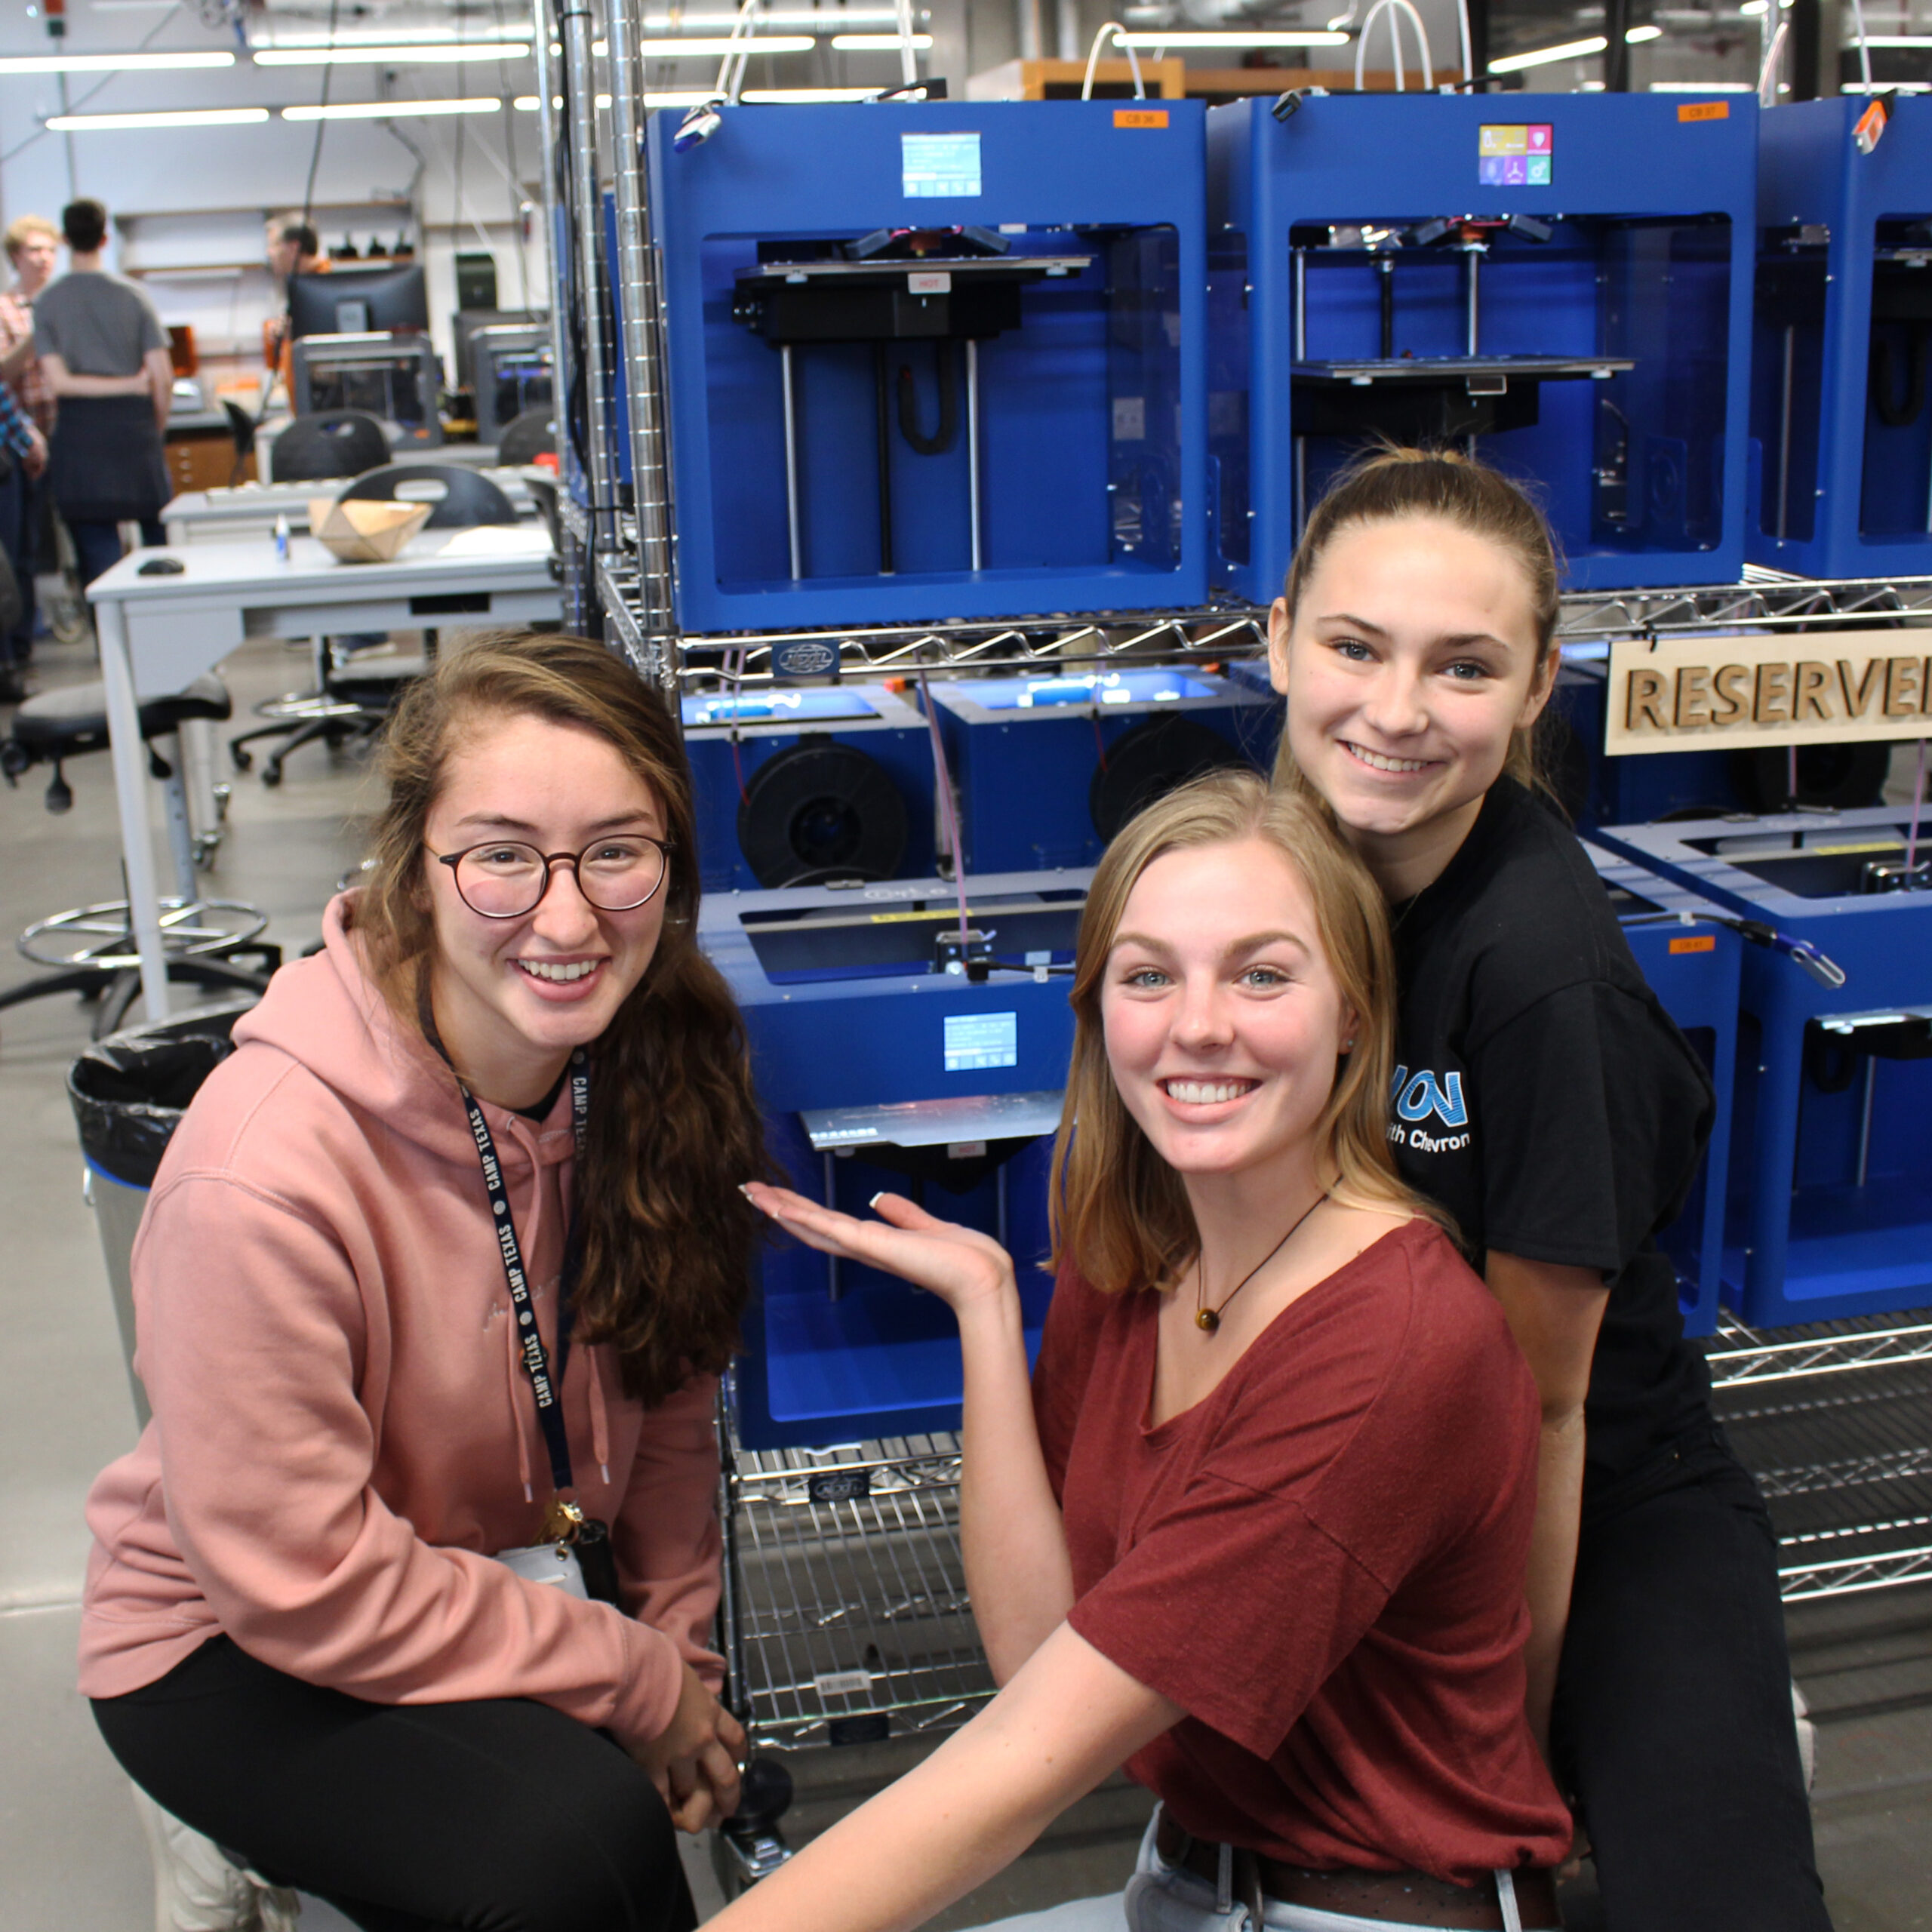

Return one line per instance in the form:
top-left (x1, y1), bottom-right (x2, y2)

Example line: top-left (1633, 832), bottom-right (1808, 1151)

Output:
top-left (944, 1011), bottom-right (1017, 1073)
top-left (1477, 124), bottom-right (1552, 186)
top-left (903, 131), bottom-right (982, 200)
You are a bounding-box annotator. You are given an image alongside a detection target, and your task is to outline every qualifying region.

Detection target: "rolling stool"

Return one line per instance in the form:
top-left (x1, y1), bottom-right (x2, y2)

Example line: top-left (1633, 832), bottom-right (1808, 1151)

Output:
top-left (0, 675), bottom-right (281, 1037)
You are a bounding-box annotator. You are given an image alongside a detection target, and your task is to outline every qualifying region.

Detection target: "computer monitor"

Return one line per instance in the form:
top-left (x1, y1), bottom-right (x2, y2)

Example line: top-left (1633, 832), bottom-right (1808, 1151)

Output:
top-left (290, 262), bottom-right (429, 340)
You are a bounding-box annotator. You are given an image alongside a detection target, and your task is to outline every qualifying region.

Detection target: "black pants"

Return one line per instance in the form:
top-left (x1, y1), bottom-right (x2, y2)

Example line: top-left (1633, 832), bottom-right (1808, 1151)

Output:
top-left (93, 1635), bottom-right (697, 1932)
top-left (1555, 1428), bottom-right (1832, 1932)
top-left (69, 515), bottom-right (165, 589)
top-left (0, 461), bottom-right (37, 661)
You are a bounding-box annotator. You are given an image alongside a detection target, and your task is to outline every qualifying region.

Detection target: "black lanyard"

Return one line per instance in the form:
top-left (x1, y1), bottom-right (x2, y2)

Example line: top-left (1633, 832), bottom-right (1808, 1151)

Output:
top-left (460, 1050), bottom-right (589, 1502)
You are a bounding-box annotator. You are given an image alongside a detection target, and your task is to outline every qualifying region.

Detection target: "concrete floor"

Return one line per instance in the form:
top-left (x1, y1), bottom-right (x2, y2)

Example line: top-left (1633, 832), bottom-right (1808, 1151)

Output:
top-left (1, 620), bottom-right (1927, 1930)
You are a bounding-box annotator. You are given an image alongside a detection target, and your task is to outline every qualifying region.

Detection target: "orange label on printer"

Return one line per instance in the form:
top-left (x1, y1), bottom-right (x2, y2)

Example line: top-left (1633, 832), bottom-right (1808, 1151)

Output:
top-left (1668, 934), bottom-right (1718, 954)
top-left (1677, 100), bottom-right (1730, 122)
top-left (1114, 107), bottom-right (1169, 128)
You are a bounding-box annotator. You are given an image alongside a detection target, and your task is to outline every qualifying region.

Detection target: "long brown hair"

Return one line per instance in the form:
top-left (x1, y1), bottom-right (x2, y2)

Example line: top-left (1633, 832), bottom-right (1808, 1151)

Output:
top-left (356, 632), bottom-right (765, 1407)
top-left (1274, 444), bottom-right (1561, 795)
top-left (1049, 768), bottom-right (1433, 1296)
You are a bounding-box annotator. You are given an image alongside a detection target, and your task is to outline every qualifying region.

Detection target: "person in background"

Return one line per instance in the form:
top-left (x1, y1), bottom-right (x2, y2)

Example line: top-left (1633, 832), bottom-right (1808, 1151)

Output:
top-left (263, 214), bottom-right (327, 383)
top-left (1267, 445), bottom-right (1828, 1931)
top-left (0, 213), bottom-right (57, 698)
top-left (32, 198), bottom-right (173, 589)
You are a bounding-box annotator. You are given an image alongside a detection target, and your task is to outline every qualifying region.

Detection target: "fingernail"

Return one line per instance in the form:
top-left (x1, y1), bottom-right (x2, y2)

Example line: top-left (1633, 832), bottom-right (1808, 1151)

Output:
top-left (737, 1183), bottom-right (756, 1199)
top-left (869, 1192), bottom-right (886, 1210)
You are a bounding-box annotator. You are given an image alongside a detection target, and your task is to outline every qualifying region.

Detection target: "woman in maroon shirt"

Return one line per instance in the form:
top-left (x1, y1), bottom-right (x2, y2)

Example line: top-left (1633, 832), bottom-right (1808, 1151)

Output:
top-left (736, 770), bottom-right (1568, 1932)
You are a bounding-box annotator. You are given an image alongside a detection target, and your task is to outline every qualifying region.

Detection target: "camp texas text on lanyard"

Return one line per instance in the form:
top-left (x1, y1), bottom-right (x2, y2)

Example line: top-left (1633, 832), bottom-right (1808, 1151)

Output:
top-left (460, 1048), bottom-right (592, 1546)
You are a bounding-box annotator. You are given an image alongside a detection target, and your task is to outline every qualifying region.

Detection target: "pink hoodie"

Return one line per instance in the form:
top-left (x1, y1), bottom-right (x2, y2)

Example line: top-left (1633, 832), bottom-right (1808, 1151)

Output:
top-left (78, 895), bottom-right (721, 1749)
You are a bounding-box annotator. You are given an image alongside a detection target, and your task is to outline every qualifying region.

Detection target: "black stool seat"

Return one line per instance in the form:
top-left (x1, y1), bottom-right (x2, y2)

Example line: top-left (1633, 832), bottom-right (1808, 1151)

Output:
top-left (12, 675), bottom-right (232, 758)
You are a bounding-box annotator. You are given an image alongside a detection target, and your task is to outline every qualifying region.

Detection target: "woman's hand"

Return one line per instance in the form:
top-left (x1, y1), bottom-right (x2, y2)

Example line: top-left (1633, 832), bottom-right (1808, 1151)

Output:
top-left (632, 1660), bottom-right (746, 1833)
top-left (742, 1182), bottom-right (1016, 1317)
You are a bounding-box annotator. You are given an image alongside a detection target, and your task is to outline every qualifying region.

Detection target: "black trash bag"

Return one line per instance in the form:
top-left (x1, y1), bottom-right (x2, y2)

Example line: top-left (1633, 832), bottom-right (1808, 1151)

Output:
top-left (68, 1001), bottom-right (257, 1189)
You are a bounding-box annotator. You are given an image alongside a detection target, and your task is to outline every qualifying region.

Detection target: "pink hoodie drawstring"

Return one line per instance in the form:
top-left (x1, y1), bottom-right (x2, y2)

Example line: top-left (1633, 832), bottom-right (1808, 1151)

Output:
top-left (588, 1346), bottom-right (612, 1487)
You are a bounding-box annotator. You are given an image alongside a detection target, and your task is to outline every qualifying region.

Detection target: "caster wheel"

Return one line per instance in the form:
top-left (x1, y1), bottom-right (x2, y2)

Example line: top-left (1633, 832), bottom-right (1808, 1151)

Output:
top-left (261, 765), bottom-right (283, 789)
top-left (212, 782), bottom-right (232, 822)
top-left (230, 746), bottom-right (253, 773)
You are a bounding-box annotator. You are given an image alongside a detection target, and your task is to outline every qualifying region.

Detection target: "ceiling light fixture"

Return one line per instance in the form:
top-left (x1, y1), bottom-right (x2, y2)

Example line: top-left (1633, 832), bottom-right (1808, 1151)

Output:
top-left (1648, 78), bottom-right (1755, 89)
top-left (1110, 28), bottom-right (1350, 45)
top-left (254, 44), bottom-right (531, 66)
top-left (46, 105), bottom-right (269, 128)
top-left (0, 50), bottom-right (235, 73)
top-left (1626, 23), bottom-right (1664, 41)
top-left (1487, 33), bottom-right (1607, 69)
top-left (281, 97), bottom-right (503, 120)
top-left (830, 32), bottom-right (935, 49)
top-left (624, 35), bottom-right (818, 56)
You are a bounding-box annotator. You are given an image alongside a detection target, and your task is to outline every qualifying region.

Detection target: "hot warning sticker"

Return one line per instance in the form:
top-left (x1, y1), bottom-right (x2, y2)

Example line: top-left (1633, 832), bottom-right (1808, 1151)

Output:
top-left (1478, 123), bottom-right (1552, 186)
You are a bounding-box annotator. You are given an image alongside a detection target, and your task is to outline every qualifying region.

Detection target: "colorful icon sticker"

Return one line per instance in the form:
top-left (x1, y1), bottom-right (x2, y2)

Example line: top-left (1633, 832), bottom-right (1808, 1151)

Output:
top-left (1477, 125), bottom-right (1552, 183)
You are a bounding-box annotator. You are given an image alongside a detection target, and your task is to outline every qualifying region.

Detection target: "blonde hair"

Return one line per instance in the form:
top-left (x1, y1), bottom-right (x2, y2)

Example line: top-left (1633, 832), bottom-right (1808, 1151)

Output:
top-left (1274, 444), bottom-right (1561, 796)
top-left (1049, 768), bottom-right (1433, 1295)
top-left (5, 214), bottom-right (57, 262)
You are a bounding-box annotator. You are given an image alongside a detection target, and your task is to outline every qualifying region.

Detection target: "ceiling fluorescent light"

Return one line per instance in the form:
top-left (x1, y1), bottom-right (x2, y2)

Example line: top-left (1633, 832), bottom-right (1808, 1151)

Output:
top-left (1626, 23), bottom-right (1664, 40)
top-left (1487, 33), bottom-right (1607, 70)
top-left (1648, 78), bottom-right (1755, 89)
top-left (831, 32), bottom-right (935, 49)
top-left (0, 51), bottom-right (235, 73)
top-left (514, 94), bottom-right (621, 108)
top-left (627, 36), bottom-right (818, 56)
top-left (282, 97), bottom-right (502, 120)
top-left (1844, 77), bottom-right (1932, 89)
top-left (47, 106), bottom-right (269, 129)
top-left (254, 23), bottom-right (531, 47)
top-left (644, 7), bottom-right (913, 22)
top-left (1740, 2), bottom-right (1768, 14)
top-left (742, 86), bottom-right (892, 100)
top-left (1862, 33), bottom-right (1932, 45)
top-left (256, 45), bottom-right (531, 66)
top-left (1112, 29), bottom-right (1351, 45)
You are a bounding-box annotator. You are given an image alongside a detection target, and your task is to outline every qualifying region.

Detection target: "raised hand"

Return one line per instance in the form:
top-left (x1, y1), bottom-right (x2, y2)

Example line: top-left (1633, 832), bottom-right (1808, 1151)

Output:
top-left (741, 1182), bottom-right (1016, 1315)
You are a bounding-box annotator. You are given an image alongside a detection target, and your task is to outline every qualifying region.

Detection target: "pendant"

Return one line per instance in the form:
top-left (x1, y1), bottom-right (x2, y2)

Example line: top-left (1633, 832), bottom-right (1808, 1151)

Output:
top-left (541, 1496), bottom-right (585, 1545)
top-left (1195, 1307), bottom-right (1220, 1334)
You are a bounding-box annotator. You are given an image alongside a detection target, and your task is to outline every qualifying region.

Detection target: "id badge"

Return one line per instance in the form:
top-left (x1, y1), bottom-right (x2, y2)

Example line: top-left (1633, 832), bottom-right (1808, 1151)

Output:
top-left (494, 1540), bottom-right (589, 1600)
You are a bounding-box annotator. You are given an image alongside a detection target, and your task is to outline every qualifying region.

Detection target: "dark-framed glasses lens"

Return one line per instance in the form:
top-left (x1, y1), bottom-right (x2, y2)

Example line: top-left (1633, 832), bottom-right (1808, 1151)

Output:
top-left (574, 837), bottom-right (668, 910)
top-left (454, 843), bottom-right (549, 917)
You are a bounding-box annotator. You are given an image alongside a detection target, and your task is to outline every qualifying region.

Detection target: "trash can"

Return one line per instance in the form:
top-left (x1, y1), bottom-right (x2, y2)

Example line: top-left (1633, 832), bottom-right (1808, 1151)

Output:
top-left (68, 999), bottom-right (257, 1426)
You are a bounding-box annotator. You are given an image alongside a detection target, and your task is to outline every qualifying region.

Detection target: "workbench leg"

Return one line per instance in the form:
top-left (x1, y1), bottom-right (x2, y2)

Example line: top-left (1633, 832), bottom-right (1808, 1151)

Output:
top-left (94, 598), bottom-right (172, 1023)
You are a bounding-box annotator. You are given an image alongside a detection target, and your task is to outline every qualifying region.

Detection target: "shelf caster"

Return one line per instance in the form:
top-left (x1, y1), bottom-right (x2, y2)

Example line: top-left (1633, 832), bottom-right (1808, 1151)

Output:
top-left (711, 1755), bottom-right (794, 1899)
top-left (212, 781), bottom-right (232, 822)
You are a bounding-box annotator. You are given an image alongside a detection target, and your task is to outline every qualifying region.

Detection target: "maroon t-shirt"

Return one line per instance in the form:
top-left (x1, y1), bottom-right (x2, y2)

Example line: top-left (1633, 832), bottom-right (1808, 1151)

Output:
top-left (1034, 1218), bottom-right (1571, 1884)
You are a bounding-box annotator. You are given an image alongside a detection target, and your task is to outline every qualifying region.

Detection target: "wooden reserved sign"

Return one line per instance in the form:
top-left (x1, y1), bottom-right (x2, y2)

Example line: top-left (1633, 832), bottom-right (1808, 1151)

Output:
top-left (1604, 631), bottom-right (1932, 753)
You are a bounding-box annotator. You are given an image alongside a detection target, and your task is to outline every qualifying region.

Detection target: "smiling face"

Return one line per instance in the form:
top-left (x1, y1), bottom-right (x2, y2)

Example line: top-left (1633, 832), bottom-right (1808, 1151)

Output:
top-left (422, 709), bottom-right (669, 1108)
top-left (1100, 837), bottom-right (1355, 1189)
top-left (1269, 514), bottom-right (1554, 894)
top-left (9, 230), bottom-right (57, 296)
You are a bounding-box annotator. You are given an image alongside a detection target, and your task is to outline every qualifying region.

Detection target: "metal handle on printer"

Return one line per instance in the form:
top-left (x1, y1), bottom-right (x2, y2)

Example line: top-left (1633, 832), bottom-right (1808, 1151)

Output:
top-left (1726, 919), bottom-right (1848, 991)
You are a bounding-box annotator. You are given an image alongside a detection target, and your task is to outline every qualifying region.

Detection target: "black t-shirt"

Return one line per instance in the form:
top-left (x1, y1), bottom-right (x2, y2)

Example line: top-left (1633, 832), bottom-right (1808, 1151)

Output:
top-left (1386, 777), bottom-right (1715, 1494)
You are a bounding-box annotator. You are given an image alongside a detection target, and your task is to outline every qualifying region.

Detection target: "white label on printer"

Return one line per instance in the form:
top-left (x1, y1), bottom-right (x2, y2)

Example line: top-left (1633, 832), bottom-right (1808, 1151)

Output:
top-left (902, 131), bottom-right (982, 198)
top-left (909, 270), bottom-right (952, 294)
top-left (945, 1011), bottom-right (1018, 1073)
top-left (1112, 396), bottom-right (1146, 441)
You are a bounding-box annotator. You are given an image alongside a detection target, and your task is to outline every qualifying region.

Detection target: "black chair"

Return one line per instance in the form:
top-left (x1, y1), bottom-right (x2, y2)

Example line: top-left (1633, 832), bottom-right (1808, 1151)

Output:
top-left (230, 412), bottom-right (398, 780)
top-left (268, 411), bottom-right (389, 485)
top-left (497, 407), bottom-right (557, 467)
top-left (0, 678), bottom-right (279, 1037)
top-left (234, 470), bottom-right (517, 788)
top-left (220, 399), bottom-right (259, 488)
top-left (337, 463), bottom-right (520, 528)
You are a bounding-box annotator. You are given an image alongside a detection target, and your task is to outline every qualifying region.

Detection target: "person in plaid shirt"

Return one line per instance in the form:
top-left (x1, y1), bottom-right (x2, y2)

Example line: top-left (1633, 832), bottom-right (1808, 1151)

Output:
top-left (0, 214), bottom-right (58, 699)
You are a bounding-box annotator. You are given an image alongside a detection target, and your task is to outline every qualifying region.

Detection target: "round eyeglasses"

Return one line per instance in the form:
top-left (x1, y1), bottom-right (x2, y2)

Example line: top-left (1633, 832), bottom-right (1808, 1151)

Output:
top-left (434, 836), bottom-right (673, 920)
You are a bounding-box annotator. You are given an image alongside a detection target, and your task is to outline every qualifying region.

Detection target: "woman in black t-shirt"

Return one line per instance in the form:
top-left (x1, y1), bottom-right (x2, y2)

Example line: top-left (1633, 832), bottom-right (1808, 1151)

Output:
top-left (1266, 448), bottom-right (1830, 1932)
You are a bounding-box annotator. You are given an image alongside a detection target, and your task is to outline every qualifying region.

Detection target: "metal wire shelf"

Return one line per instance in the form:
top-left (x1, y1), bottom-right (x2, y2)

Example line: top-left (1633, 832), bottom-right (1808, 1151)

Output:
top-left (721, 1434), bottom-right (997, 1752)
top-left (1707, 1311), bottom-right (1932, 1603)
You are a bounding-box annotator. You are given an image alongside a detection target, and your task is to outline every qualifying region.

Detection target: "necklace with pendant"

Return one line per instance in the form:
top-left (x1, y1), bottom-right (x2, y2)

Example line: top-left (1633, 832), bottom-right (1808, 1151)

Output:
top-left (1195, 1188), bottom-right (1331, 1334)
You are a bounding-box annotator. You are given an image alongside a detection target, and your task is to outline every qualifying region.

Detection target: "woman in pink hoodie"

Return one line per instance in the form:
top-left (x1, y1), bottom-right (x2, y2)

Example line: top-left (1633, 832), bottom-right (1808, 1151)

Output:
top-left (82, 634), bottom-right (764, 1932)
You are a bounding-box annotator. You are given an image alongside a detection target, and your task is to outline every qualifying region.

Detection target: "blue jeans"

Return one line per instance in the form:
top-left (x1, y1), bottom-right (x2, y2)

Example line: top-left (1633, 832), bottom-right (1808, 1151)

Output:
top-left (69, 515), bottom-right (165, 590)
top-left (0, 461), bottom-right (35, 663)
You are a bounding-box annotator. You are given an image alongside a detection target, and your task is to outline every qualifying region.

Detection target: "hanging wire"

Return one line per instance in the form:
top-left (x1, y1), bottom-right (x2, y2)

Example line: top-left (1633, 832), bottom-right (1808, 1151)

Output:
top-left (1758, 18), bottom-right (1790, 103)
top-left (1354, 0), bottom-right (1433, 91)
top-left (300, 0), bottom-right (344, 233)
top-left (1847, 0), bottom-right (1875, 93)
top-left (1080, 23), bottom-right (1145, 101)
